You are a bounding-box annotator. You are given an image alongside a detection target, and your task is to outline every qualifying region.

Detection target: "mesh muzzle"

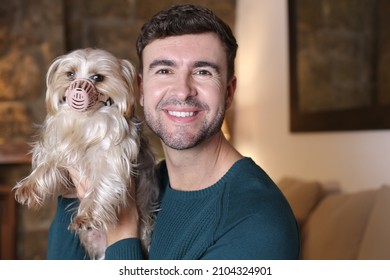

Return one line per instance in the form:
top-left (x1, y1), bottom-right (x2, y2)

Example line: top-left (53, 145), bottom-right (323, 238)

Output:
top-left (65, 79), bottom-right (102, 112)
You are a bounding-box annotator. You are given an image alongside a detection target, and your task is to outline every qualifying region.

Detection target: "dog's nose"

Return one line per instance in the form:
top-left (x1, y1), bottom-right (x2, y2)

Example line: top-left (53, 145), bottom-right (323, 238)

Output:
top-left (65, 79), bottom-right (100, 112)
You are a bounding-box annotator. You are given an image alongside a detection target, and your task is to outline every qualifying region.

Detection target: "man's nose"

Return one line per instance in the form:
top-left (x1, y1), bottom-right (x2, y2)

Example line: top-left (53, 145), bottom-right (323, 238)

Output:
top-left (172, 73), bottom-right (197, 100)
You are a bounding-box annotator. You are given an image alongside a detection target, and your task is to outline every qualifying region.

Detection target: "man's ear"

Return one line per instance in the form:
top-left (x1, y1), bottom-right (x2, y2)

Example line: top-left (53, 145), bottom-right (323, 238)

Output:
top-left (138, 73), bottom-right (144, 107)
top-left (226, 76), bottom-right (237, 110)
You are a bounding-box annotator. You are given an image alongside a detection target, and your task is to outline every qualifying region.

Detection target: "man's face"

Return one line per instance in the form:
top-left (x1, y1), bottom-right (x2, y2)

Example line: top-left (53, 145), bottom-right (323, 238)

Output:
top-left (139, 33), bottom-right (236, 150)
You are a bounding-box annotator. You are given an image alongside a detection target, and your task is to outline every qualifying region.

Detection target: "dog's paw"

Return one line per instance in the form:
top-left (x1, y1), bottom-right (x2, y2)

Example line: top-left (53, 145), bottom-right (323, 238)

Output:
top-left (14, 184), bottom-right (42, 208)
top-left (70, 215), bottom-right (91, 231)
top-left (78, 227), bottom-right (107, 260)
top-left (14, 185), bottom-right (29, 203)
top-left (70, 214), bottom-right (103, 232)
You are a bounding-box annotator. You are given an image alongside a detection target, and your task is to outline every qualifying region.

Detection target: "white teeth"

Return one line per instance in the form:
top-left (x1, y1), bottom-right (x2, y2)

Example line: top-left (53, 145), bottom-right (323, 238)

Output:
top-left (168, 111), bottom-right (195, 117)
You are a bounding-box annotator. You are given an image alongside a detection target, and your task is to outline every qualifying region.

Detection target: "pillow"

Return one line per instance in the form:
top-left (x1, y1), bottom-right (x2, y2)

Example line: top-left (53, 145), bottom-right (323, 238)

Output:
top-left (357, 186), bottom-right (390, 259)
top-left (277, 177), bottom-right (323, 226)
top-left (301, 190), bottom-right (376, 259)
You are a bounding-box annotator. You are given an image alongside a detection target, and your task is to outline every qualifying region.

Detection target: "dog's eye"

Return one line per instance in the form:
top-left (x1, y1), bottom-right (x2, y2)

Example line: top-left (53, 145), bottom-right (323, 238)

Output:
top-left (91, 74), bottom-right (104, 83)
top-left (67, 72), bottom-right (75, 80)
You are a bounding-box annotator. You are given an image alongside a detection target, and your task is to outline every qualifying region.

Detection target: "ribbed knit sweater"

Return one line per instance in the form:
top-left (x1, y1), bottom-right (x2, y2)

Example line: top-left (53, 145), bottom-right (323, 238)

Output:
top-left (47, 157), bottom-right (300, 260)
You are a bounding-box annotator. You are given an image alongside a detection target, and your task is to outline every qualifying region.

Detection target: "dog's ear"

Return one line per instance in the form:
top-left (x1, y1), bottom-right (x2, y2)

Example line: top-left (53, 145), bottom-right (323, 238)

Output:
top-left (46, 56), bottom-right (63, 88)
top-left (45, 56), bottom-right (64, 115)
top-left (120, 59), bottom-right (136, 90)
top-left (120, 59), bottom-right (137, 117)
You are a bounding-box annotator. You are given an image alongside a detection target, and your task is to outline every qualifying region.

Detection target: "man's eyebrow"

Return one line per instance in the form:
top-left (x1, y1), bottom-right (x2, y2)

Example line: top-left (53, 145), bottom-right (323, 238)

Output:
top-left (148, 59), bottom-right (175, 70)
top-left (194, 61), bottom-right (220, 74)
top-left (148, 59), bottom-right (220, 74)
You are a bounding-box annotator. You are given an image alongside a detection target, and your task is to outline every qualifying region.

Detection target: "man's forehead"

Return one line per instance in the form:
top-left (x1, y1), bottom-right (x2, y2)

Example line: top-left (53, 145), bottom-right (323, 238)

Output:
top-left (143, 34), bottom-right (226, 64)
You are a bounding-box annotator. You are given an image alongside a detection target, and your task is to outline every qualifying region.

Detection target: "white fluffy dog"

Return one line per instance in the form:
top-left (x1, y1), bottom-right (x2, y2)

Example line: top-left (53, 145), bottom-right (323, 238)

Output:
top-left (13, 48), bottom-right (159, 259)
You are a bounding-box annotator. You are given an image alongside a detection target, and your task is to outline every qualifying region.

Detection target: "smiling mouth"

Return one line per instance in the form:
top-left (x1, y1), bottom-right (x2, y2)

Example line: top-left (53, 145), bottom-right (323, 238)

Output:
top-left (167, 111), bottom-right (197, 118)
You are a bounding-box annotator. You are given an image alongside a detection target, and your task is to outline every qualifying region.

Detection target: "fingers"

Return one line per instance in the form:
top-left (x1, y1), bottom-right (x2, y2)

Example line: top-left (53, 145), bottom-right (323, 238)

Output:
top-left (66, 167), bottom-right (140, 246)
top-left (106, 198), bottom-right (140, 246)
top-left (68, 167), bottom-right (89, 199)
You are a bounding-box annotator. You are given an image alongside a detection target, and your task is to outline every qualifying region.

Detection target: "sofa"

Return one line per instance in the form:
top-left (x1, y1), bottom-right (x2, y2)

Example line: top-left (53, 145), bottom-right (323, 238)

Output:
top-left (277, 177), bottom-right (390, 260)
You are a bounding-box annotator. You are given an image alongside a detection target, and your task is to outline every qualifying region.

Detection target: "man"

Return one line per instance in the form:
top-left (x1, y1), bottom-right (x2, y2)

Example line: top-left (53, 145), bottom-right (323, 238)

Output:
top-left (48, 4), bottom-right (300, 260)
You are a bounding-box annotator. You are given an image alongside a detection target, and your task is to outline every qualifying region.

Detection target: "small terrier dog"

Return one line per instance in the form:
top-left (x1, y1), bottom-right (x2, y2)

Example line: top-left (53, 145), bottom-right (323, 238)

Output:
top-left (13, 48), bottom-right (159, 259)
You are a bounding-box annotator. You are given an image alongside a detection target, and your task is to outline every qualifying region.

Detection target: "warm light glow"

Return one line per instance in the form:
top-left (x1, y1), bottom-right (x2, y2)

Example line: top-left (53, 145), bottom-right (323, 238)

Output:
top-left (222, 120), bottom-right (231, 141)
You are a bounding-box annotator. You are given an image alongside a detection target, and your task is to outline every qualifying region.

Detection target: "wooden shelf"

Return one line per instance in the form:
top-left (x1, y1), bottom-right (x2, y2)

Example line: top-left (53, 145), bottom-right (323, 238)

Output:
top-left (0, 141), bottom-right (32, 259)
top-left (0, 185), bottom-right (16, 259)
top-left (0, 142), bottom-right (31, 165)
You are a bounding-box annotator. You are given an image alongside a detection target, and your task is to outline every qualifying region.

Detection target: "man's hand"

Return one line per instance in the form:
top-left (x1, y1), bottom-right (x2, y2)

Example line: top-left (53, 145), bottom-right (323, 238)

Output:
top-left (67, 167), bottom-right (89, 199)
top-left (66, 167), bottom-right (140, 246)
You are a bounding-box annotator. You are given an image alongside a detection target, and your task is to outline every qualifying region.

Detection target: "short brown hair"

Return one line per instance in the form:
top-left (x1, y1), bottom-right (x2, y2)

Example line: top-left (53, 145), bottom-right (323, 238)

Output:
top-left (136, 4), bottom-right (238, 79)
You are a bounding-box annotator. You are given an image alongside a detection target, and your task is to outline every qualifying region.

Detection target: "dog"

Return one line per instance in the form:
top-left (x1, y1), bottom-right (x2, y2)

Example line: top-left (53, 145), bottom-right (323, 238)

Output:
top-left (13, 48), bottom-right (159, 259)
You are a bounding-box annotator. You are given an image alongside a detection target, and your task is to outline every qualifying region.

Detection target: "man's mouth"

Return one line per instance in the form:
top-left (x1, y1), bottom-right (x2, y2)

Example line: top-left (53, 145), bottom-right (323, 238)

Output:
top-left (167, 111), bottom-right (196, 118)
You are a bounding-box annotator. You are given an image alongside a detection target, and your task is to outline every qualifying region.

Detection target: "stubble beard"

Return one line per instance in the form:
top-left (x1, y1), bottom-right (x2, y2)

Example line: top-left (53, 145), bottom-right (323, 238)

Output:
top-left (144, 103), bottom-right (226, 151)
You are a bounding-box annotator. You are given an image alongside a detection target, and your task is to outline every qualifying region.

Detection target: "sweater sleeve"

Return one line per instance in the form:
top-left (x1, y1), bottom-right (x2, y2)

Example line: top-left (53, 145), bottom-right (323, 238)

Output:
top-left (104, 238), bottom-right (144, 260)
top-left (47, 196), bottom-right (89, 260)
top-left (199, 159), bottom-right (300, 260)
top-left (47, 196), bottom-right (145, 260)
top-left (200, 213), bottom-right (300, 260)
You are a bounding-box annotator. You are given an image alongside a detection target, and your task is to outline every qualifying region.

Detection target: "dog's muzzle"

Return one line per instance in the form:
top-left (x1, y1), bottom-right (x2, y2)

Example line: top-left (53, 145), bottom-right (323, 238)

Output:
top-left (65, 79), bottom-right (108, 112)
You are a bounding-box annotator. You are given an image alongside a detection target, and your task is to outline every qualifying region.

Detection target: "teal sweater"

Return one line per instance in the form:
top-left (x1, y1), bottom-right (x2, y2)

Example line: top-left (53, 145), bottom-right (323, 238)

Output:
top-left (47, 157), bottom-right (300, 260)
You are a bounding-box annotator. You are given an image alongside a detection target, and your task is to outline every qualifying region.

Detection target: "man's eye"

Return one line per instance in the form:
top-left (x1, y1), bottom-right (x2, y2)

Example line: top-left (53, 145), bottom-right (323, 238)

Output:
top-left (66, 72), bottom-right (75, 79)
top-left (91, 74), bottom-right (104, 82)
top-left (156, 69), bottom-right (171, 74)
top-left (195, 69), bottom-right (212, 76)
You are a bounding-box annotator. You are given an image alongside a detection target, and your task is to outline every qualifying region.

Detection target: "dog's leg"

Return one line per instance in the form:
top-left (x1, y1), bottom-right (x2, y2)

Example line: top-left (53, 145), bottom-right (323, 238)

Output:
top-left (69, 154), bottom-right (130, 232)
top-left (14, 162), bottom-right (67, 208)
top-left (78, 227), bottom-right (107, 260)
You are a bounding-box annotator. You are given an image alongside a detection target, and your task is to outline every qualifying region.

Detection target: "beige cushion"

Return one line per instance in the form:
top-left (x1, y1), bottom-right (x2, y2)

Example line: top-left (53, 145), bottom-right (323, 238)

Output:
top-left (357, 186), bottom-right (390, 259)
top-left (277, 177), bottom-right (323, 226)
top-left (301, 190), bottom-right (376, 259)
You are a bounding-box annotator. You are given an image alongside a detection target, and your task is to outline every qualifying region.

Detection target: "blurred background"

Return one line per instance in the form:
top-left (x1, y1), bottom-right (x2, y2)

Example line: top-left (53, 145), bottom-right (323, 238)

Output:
top-left (1, 0), bottom-right (389, 259)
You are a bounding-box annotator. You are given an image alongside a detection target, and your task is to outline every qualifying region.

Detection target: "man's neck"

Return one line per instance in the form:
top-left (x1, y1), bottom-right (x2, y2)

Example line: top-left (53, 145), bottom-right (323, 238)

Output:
top-left (162, 131), bottom-right (243, 191)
